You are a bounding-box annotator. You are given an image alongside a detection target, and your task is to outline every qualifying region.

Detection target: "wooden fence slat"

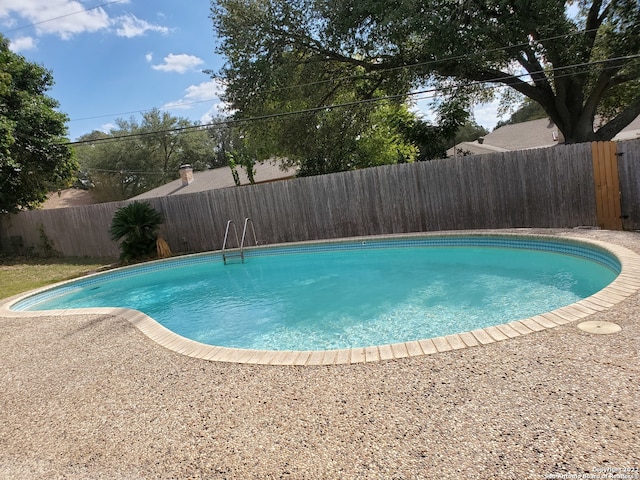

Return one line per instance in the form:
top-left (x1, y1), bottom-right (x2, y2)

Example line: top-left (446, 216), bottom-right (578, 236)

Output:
top-left (592, 141), bottom-right (606, 228)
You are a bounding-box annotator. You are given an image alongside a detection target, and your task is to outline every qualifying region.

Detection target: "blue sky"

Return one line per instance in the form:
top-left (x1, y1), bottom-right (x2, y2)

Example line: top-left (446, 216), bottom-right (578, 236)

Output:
top-left (2, 0), bottom-right (502, 142)
top-left (2, 0), bottom-right (226, 141)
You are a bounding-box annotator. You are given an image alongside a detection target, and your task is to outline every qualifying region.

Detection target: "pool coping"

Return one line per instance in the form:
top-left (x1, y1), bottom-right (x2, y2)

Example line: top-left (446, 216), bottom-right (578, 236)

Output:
top-left (2, 231), bottom-right (639, 366)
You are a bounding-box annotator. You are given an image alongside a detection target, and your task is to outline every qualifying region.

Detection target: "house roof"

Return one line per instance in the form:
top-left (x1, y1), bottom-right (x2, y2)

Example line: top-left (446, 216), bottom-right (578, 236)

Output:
top-left (131, 161), bottom-right (297, 200)
top-left (447, 114), bottom-right (640, 157)
top-left (40, 188), bottom-right (95, 209)
top-left (448, 141), bottom-right (508, 156)
top-left (447, 118), bottom-right (560, 157)
top-left (610, 114), bottom-right (640, 141)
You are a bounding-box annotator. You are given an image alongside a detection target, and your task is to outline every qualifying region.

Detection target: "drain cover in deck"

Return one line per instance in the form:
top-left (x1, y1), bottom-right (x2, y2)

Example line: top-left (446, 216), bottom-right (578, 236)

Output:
top-left (577, 321), bottom-right (622, 334)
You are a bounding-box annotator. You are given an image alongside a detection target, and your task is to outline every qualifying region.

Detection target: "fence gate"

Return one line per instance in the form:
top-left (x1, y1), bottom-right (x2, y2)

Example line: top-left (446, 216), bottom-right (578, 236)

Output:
top-left (591, 141), bottom-right (623, 230)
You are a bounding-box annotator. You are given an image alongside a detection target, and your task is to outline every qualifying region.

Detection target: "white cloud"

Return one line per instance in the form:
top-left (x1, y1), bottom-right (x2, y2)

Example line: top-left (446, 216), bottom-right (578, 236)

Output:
top-left (1, 0), bottom-right (110, 40)
top-left (200, 103), bottom-right (229, 125)
top-left (152, 53), bottom-right (205, 74)
top-left (183, 80), bottom-right (224, 101)
top-left (0, 1), bottom-right (167, 40)
top-left (162, 80), bottom-right (227, 117)
top-left (9, 36), bottom-right (36, 52)
top-left (145, 52), bottom-right (153, 63)
top-left (114, 13), bottom-right (170, 38)
top-left (162, 99), bottom-right (193, 111)
top-left (473, 101), bottom-right (503, 130)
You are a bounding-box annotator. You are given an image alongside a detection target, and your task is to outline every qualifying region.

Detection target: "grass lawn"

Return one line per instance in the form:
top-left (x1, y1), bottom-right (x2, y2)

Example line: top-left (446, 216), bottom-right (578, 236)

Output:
top-left (0, 257), bottom-right (114, 300)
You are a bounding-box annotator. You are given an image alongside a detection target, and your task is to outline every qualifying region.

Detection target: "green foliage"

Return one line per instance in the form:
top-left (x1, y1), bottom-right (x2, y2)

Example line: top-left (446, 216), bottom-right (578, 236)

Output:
top-left (209, 9), bottom-right (448, 174)
top-left (227, 151), bottom-right (242, 186)
top-left (451, 121), bottom-right (490, 147)
top-left (0, 34), bottom-right (76, 213)
top-left (403, 101), bottom-right (482, 161)
top-left (109, 201), bottom-right (164, 262)
top-left (495, 100), bottom-right (549, 129)
top-left (225, 132), bottom-right (257, 184)
top-left (74, 109), bottom-right (226, 202)
top-left (8, 235), bottom-right (24, 256)
top-left (37, 224), bottom-right (57, 258)
top-left (211, 0), bottom-right (640, 143)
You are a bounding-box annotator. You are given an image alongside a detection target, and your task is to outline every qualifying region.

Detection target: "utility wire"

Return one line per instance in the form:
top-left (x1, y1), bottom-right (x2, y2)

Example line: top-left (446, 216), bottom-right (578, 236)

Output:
top-left (67, 27), bottom-right (608, 124)
top-left (84, 167), bottom-right (167, 175)
top-left (65, 54), bottom-right (640, 147)
top-left (77, 59), bottom-right (639, 175)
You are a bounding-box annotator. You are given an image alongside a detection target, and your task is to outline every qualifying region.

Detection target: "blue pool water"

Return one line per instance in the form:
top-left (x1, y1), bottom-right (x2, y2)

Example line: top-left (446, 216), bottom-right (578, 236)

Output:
top-left (14, 237), bottom-right (619, 351)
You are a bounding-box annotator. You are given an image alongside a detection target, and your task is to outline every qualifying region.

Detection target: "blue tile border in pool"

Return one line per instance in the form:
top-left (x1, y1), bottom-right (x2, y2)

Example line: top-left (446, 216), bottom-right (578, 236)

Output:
top-left (10, 233), bottom-right (621, 312)
top-left (242, 236), bottom-right (620, 273)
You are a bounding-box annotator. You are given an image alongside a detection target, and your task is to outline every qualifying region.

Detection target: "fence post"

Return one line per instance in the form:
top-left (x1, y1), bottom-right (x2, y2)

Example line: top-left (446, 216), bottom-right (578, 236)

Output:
top-left (591, 141), bottom-right (623, 230)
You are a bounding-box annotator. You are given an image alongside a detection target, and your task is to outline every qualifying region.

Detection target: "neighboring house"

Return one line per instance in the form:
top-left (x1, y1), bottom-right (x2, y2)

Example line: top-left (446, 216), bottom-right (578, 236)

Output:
top-left (131, 161), bottom-right (298, 201)
top-left (447, 115), bottom-right (640, 157)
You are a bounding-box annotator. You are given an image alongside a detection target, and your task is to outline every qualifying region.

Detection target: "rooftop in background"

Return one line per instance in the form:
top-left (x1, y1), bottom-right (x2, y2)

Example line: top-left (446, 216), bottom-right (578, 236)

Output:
top-left (608, 114), bottom-right (640, 141)
top-left (39, 162), bottom-right (297, 210)
top-left (131, 161), bottom-right (298, 201)
top-left (447, 115), bottom-right (640, 157)
top-left (40, 188), bottom-right (95, 210)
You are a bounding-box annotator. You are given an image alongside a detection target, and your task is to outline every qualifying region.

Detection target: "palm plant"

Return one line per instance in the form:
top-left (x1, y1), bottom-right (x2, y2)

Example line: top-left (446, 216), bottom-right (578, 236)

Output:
top-left (109, 201), bottom-right (164, 262)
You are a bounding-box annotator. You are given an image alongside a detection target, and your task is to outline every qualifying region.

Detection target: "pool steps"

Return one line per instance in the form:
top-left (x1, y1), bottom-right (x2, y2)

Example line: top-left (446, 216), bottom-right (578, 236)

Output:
top-left (222, 217), bottom-right (257, 264)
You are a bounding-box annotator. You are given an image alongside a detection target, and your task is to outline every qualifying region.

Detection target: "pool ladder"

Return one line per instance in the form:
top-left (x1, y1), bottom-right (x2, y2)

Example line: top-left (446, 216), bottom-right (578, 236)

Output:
top-left (222, 218), bottom-right (257, 264)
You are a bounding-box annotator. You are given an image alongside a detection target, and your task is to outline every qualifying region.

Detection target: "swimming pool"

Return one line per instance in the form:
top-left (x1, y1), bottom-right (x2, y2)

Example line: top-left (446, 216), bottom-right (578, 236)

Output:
top-left (6, 233), bottom-right (630, 364)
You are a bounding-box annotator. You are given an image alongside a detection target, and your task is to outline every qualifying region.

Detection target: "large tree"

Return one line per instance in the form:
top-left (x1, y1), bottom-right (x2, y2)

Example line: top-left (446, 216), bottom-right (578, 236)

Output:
top-left (74, 109), bottom-right (224, 202)
top-left (211, 0), bottom-right (640, 144)
top-left (0, 34), bottom-right (76, 213)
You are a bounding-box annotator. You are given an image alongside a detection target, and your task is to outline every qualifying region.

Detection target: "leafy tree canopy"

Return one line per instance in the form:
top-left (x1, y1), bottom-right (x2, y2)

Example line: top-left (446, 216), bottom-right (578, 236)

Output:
top-left (450, 120), bottom-right (490, 147)
top-left (74, 109), bottom-right (228, 202)
top-left (0, 34), bottom-right (76, 213)
top-left (210, 8), bottom-right (470, 174)
top-left (211, 0), bottom-right (639, 144)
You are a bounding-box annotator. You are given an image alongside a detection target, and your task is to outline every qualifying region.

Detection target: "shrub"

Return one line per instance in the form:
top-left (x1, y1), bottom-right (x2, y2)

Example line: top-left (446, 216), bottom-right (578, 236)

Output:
top-left (109, 201), bottom-right (164, 262)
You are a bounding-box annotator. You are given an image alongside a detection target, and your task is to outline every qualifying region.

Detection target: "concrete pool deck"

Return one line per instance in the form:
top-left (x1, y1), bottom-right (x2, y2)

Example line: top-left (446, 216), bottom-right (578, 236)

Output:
top-left (1, 229), bottom-right (638, 478)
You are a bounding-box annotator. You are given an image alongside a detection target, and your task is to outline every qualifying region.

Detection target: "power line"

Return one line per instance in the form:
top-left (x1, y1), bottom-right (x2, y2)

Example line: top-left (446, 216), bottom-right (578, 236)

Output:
top-left (2, 0), bottom-right (126, 34)
top-left (84, 167), bottom-right (167, 175)
top-left (66, 54), bottom-right (640, 147)
top-left (67, 27), bottom-right (606, 124)
top-left (69, 98), bottom-right (219, 123)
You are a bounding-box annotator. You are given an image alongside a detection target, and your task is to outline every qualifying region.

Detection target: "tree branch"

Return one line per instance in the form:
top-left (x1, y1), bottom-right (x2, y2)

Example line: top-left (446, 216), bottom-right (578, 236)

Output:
top-left (583, 0), bottom-right (610, 60)
top-left (583, 65), bottom-right (623, 116)
top-left (594, 94), bottom-right (640, 140)
top-left (516, 47), bottom-right (551, 90)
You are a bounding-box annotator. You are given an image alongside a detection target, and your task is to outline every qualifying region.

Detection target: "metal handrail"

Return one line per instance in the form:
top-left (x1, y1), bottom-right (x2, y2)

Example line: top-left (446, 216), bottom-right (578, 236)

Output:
top-left (221, 219), bottom-right (240, 264)
top-left (240, 218), bottom-right (257, 255)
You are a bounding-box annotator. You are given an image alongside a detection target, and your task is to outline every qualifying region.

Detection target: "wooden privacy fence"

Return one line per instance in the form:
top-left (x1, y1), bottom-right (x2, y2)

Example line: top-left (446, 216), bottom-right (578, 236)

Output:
top-left (0, 139), bottom-right (638, 259)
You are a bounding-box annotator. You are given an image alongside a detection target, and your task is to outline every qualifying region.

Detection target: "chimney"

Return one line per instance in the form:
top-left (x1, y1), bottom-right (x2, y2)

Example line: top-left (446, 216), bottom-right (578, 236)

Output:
top-left (179, 164), bottom-right (193, 186)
